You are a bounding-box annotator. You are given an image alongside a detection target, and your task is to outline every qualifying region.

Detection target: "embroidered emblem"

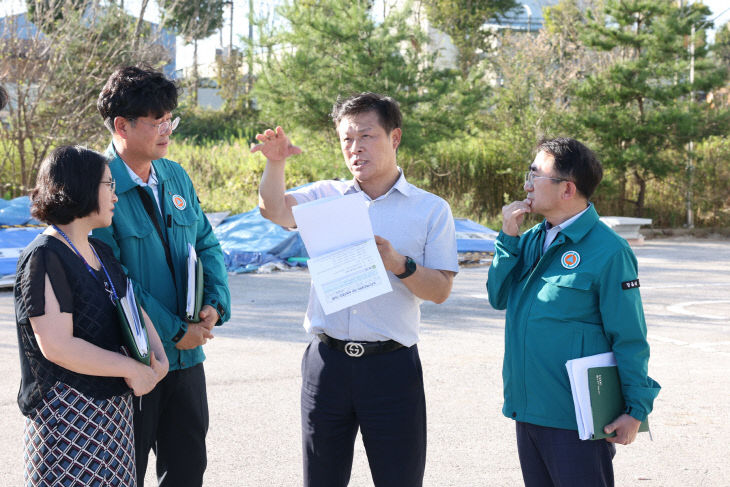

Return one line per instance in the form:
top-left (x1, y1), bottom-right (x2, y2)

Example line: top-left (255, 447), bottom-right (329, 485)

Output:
top-left (172, 194), bottom-right (186, 210)
top-left (621, 279), bottom-right (640, 290)
top-left (561, 250), bottom-right (580, 269)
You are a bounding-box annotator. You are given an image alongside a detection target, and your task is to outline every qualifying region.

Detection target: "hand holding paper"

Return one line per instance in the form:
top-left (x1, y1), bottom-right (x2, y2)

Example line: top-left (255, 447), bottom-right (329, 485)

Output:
top-left (565, 352), bottom-right (650, 441)
top-left (603, 413), bottom-right (641, 445)
top-left (116, 278), bottom-right (150, 365)
top-left (292, 193), bottom-right (393, 314)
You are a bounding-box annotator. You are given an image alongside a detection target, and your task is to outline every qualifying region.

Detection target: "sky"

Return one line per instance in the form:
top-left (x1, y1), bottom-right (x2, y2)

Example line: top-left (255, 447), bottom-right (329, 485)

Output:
top-left (3, 0), bottom-right (730, 71)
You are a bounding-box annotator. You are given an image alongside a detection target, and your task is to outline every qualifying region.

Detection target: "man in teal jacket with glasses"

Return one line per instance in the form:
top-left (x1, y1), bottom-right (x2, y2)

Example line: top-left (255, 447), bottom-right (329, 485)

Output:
top-left (93, 65), bottom-right (231, 487)
top-left (487, 138), bottom-right (660, 487)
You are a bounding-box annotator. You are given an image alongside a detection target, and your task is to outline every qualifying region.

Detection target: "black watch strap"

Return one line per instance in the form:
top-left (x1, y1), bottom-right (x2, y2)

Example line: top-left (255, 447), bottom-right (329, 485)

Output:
top-left (396, 256), bottom-right (417, 279)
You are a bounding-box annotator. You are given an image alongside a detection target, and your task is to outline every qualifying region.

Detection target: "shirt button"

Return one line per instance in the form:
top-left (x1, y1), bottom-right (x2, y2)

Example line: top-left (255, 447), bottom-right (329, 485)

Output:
top-left (512, 412), bottom-right (517, 418)
top-left (181, 361), bottom-right (186, 367)
top-left (351, 309), bottom-right (357, 315)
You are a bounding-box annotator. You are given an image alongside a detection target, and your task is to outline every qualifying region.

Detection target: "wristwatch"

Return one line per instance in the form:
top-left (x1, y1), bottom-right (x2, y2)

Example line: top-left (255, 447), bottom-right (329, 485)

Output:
top-left (396, 256), bottom-right (417, 279)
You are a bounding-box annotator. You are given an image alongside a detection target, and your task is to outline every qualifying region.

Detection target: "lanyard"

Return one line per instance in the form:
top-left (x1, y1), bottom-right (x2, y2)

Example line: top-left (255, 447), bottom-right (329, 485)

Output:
top-left (52, 225), bottom-right (118, 303)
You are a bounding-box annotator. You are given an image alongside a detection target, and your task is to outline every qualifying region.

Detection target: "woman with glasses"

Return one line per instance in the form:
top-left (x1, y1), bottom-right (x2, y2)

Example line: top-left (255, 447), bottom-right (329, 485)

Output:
top-left (14, 146), bottom-right (168, 487)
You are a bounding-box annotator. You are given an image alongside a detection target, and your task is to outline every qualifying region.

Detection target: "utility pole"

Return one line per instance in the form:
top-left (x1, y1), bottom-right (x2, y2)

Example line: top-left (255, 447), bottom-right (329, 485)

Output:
top-left (687, 21), bottom-right (695, 228)
top-left (248, 0), bottom-right (254, 108)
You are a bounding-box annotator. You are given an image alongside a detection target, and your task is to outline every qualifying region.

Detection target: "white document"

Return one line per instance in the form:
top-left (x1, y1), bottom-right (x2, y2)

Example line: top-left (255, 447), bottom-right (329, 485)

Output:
top-left (293, 193), bottom-right (374, 257)
top-left (292, 193), bottom-right (392, 314)
top-left (565, 352), bottom-right (616, 440)
top-left (186, 243), bottom-right (197, 320)
top-left (120, 279), bottom-right (149, 355)
top-left (306, 239), bottom-right (392, 314)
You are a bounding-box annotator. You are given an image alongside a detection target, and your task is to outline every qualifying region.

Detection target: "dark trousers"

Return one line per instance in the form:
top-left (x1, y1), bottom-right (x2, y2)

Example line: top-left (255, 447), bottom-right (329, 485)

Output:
top-left (301, 337), bottom-right (427, 487)
top-left (134, 363), bottom-right (209, 487)
top-left (516, 421), bottom-right (616, 487)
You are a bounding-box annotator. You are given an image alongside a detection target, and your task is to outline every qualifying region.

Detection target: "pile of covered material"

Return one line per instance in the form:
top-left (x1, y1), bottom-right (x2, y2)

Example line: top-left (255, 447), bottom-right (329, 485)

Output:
top-left (213, 211), bottom-right (497, 273)
top-left (2, 196), bottom-right (498, 283)
top-left (213, 207), bottom-right (307, 273)
top-left (0, 197), bottom-right (44, 287)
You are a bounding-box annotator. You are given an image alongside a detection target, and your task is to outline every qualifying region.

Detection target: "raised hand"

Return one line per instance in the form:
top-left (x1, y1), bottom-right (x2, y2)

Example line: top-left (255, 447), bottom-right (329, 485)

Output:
top-left (501, 198), bottom-right (532, 237)
top-left (251, 126), bottom-right (302, 162)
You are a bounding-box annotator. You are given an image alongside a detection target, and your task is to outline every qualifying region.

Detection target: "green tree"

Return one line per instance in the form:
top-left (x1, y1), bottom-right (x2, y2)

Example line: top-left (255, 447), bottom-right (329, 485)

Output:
top-left (215, 47), bottom-right (244, 111)
top-left (421, 0), bottom-right (519, 79)
top-left (0, 1), bottom-right (169, 196)
top-left (161, 0), bottom-right (225, 106)
top-left (25, 0), bottom-right (88, 27)
top-left (570, 0), bottom-right (729, 217)
top-left (715, 22), bottom-right (730, 73)
top-left (253, 0), bottom-right (459, 150)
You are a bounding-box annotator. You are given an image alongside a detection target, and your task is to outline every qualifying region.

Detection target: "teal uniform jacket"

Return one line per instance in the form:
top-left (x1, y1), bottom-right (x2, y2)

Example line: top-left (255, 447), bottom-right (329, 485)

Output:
top-left (487, 204), bottom-right (660, 430)
top-left (93, 143), bottom-right (231, 371)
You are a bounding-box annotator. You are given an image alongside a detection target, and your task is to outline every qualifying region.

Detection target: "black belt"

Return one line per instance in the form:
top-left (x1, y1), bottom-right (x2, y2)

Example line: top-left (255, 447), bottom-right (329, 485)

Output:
top-left (317, 334), bottom-right (404, 358)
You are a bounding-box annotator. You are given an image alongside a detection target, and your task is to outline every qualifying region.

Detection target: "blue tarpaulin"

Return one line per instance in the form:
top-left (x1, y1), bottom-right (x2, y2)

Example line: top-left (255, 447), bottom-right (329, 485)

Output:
top-left (213, 212), bottom-right (496, 272)
top-left (1, 197), bottom-right (44, 283)
top-left (454, 218), bottom-right (497, 253)
top-left (0, 227), bottom-right (44, 280)
top-left (1, 197), bottom-right (497, 282)
top-left (213, 207), bottom-right (307, 273)
top-left (0, 196), bottom-right (41, 226)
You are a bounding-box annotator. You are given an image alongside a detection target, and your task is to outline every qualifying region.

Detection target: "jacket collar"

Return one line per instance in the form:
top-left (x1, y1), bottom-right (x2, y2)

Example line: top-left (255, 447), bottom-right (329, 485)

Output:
top-left (104, 141), bottom-right (172, 195)
top-left (549, 203), bottom-right (599, 244)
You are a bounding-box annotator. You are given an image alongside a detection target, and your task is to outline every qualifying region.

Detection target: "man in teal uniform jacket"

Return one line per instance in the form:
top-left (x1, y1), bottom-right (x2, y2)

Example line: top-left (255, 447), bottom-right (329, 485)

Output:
top-left (487, 138), bottom-right (660, 487)
top-left (93, 66), bottom-right (231, 487)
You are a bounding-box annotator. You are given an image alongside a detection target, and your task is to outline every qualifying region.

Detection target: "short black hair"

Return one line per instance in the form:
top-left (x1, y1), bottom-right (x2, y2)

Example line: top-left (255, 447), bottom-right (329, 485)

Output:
top-left (31, 146), bottom-right (108, 225)
top-left (537, 137), bottom-right (603, 199)
top-left (0, 85), bottom-right (7, 111)
top-left (97, 65), bottom-right (178, 133)
top-left (330, 92), bottom-right (402, 134)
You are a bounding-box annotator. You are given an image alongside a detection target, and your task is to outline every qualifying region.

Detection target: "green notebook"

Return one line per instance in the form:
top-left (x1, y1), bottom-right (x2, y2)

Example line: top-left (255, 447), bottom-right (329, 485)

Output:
top-left (588, 366), bottom-right (649, 440)
top-left (116, 279), bottom-right (151, 365)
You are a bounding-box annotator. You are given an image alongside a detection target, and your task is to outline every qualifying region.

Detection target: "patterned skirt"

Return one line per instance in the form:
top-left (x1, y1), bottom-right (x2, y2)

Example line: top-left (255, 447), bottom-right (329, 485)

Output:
top-left (24, 382), bottom-right (136, 487)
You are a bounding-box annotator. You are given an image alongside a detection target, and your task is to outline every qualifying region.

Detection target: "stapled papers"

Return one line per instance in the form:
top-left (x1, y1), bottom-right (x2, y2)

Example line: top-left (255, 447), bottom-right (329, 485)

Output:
top-left (292, 193), bottom-right (392, 314)
top-left (186, 243), bottom-right (204, 322)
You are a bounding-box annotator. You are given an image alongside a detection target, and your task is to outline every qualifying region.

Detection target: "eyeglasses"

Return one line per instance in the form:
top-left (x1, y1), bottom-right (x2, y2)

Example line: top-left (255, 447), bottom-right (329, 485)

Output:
top-left (132, 116), bottom-right (180, 135)
top-left (101, 178), bottom-right (116, 192)
top-left (524, 171), bottom-right (570, 187)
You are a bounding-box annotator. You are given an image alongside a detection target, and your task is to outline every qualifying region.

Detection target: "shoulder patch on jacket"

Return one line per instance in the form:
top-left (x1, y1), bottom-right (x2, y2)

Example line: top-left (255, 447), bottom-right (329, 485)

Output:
top-left (621, 279), bottom-right (640, 290)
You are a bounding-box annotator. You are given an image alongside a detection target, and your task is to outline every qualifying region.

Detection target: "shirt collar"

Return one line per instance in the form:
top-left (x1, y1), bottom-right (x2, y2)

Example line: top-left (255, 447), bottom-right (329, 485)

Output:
top-left (104, 141), bottom-right (170, 194)
top-left (346, 168), bottom-right (411, 200)
top-left (545, 205), bottom-right (590, 232)
top-left (123, 160), bottom-right (158, 187)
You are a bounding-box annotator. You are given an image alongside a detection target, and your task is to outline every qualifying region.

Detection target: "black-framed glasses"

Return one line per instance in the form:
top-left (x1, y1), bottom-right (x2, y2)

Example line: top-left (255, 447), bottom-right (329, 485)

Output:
top-left (132, 116), bottom-right (180, 135)
top-left (524, 171), bottom-right (569, 187)
top-left (101, 178), bottom-right (116, 192)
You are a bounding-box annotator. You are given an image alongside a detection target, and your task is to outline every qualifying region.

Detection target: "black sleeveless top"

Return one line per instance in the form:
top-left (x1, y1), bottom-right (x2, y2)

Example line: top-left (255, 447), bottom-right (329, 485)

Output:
top-left (14, 234), bottom-right (131, 416)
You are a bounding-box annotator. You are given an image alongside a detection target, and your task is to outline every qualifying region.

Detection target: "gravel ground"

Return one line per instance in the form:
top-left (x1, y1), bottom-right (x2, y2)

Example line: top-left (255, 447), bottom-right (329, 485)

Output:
top-left (0, 237), bottom-right (728, 486)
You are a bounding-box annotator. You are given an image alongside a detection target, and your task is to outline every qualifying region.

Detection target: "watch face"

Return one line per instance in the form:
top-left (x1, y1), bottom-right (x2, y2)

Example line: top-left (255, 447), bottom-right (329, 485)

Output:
top-left (397, 256), bottom-right (417, 279)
